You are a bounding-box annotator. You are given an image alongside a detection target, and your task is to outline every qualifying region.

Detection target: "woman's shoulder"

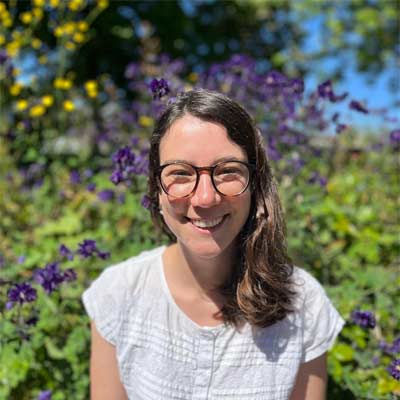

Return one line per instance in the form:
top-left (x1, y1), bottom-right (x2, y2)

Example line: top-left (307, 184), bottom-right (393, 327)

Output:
top-left (291, 265), bottom-right (331, 307)
top-left (81, 245), bottom-right (166, 344)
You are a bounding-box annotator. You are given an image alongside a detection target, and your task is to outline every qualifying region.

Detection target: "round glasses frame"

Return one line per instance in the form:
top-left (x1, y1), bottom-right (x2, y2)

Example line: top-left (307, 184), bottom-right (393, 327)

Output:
top-left (157, 160), bottom-right (255, 199)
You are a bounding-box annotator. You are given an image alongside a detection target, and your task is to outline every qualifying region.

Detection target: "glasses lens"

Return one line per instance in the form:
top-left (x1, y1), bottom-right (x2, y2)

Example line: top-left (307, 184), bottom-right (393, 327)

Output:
top-left (160, 163), bottom-right (196, 197)
top-left (214, 161), bottom-right (249, 196)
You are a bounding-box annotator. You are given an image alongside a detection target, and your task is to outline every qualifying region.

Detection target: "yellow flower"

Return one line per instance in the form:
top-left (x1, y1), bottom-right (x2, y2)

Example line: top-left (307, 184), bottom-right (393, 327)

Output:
top-left (54, 26), bottom-right (63, 37)
top-left (49, 0), bottom-right (59, 8)
top-left (85, 80), bottom-right (98, 98)
top-left (84, 80), bottom-right (97, 92)
top-left (65, 41), bottom-right (76, 51)
top-left (54, 78), bottom-right (72, 90)
top-left (0, 3), bottom-right (6, 13)
top-left (87, 90), bottom-right (98, 99)
top-left (6, 41), bottom-right (20, 57)
top-left (12, 30), bottom-right (22, 39)
top-left (73, 32), bottom-right (85, 43)
top-left (16, 99), bottom-right (28, 111)
top-left (33, 0), bottom-right (45, 7)
top-left (38, 55), bottom-right (47, 64)
top-left (188, 72), bottom-right (198, 83)
top-left (63, 100), bottom-right (75, 112)
top-left (12, 68), bottom-right (20, 76)
top-left (41, 95), bottom-right (54, 107)
top-left (20, 12), bottom-right (33, 24)
top-left (0, 35), bottom-right (5, 46)
top-left (96, 0), bottom-right (109, 9)
top-left (64, 22), bottom-right (75, 35)
top-left (10, 83), bottom-right (23, 96)
top-left (32, 38), bottom-right (42, 49)
top-left (30, 104), bottom-right (46, 117)
top-left (139, 115), bottom-right (153, 127)
top-left (78, 21), bottom-right (88, 32)
top-left (32, 8), bottom-right (43, 19)
top-left (68, 0), bottom-right (84, 11)
top-left (3, 17), bottom-right (12, 28)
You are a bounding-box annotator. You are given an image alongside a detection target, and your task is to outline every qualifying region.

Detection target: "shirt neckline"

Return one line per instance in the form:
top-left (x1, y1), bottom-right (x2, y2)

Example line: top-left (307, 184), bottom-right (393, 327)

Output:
top-left (158, 245), bottom-right (226, 333)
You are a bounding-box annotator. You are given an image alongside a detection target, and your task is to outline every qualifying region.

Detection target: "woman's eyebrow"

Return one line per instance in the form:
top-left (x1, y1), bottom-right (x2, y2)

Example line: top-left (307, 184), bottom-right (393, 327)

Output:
top-left (162, 156), bottom-right (245, 164)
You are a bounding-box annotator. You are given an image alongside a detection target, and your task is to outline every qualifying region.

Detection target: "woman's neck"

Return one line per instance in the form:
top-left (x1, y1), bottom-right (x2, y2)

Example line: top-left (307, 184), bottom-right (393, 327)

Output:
top-left (163, 242), bottom-right (237, 303)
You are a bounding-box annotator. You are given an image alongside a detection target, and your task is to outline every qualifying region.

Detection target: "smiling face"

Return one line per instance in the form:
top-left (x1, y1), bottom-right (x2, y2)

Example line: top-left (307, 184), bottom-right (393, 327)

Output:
top-left (158, 114), bottom-right (252, 261)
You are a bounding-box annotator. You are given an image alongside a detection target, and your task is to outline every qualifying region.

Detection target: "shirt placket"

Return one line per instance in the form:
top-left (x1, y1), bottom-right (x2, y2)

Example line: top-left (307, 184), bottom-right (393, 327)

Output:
top-left (192, 329), bottom-right (217, 400)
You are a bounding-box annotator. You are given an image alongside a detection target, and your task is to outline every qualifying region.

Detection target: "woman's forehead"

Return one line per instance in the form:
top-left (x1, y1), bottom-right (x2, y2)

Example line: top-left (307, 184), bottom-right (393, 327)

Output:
top-left (159, 115), bottom-right (248, 164)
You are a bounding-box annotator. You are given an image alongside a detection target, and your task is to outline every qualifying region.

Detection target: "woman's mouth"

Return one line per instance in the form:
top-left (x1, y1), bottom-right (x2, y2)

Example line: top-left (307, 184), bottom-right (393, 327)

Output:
top-left (185, 214), bottom-right (229, 233)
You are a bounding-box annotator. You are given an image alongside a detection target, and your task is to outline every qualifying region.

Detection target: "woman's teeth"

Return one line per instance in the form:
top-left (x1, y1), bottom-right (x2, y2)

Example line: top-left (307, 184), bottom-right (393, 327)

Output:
top-left (190, 216), bottom-right (225, 228)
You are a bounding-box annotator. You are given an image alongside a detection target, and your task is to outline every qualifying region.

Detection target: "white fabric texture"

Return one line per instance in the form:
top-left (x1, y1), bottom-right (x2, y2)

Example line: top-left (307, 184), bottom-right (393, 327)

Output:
top-left (82, 245), bottom-right (345, 400)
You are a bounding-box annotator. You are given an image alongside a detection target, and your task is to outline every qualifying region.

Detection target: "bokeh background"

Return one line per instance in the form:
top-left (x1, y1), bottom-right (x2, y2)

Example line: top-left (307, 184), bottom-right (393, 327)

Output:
top-left (0, 1), bottom-right (399, 399)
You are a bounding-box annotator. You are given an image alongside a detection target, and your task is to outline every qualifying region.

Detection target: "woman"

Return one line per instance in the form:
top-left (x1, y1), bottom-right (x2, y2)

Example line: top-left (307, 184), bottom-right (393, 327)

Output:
top-left (82, 89), bottom-right (345, 399)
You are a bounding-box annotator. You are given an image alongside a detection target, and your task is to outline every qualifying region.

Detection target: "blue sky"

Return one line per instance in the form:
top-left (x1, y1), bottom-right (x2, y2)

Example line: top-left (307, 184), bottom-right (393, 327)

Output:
top-left (302, 15), bottom-right (399, 132)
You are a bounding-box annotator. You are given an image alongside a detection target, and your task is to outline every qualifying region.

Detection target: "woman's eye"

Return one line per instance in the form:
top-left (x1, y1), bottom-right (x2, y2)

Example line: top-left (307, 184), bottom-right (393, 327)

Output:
top-left (219, 169), bottom-right (239, 175)
top-left (172, 170), bottom-right (191, 176)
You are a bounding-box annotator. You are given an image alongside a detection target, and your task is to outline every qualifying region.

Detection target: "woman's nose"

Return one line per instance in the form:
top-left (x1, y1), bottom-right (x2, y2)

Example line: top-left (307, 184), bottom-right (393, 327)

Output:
top-left (191, 172), bottom-right (221, 207)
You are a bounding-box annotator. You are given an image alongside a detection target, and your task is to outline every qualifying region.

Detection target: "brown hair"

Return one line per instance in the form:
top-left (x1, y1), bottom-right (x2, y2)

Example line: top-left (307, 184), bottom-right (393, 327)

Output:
top-left (147, 89), bottom-right (296, 328)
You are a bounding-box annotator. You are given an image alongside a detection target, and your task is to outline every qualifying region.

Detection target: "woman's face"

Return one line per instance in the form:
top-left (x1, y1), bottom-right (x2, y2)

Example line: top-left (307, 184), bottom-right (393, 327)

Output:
top-left (158, 114), bottom-right (252, 260)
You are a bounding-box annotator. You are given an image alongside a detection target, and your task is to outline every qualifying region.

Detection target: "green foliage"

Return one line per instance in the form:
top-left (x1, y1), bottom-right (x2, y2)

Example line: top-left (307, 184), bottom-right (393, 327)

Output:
top-left (0, 1), bottom-right (398, 399)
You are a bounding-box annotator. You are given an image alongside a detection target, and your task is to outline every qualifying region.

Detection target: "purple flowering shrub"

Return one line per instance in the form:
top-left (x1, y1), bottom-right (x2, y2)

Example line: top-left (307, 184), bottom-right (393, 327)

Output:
top-left (0, 2), bottom-right (399, 399)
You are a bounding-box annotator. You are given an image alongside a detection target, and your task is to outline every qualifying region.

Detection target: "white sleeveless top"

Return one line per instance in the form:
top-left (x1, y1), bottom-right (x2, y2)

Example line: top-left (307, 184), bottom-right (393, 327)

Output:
top-left (82, 245), bottom-right (345, 400)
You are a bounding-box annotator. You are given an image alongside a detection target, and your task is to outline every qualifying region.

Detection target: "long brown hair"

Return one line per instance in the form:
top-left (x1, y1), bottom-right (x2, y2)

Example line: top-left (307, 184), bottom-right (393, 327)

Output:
top-left (147, 89), bottom-right (296, 328)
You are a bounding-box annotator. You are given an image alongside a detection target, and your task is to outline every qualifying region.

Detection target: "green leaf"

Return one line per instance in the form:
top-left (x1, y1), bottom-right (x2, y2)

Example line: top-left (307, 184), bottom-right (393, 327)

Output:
top-left (35, 210), bottom-right (83, 236)
top-left (45, 337), bottom-right (65, 360)
top-left (332, 343), bottom-right (354, 362)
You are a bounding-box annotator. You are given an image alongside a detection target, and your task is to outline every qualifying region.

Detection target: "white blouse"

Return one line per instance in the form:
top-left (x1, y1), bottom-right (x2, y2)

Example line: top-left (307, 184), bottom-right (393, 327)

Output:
top-left (82, 245), bottom-right (345, 400)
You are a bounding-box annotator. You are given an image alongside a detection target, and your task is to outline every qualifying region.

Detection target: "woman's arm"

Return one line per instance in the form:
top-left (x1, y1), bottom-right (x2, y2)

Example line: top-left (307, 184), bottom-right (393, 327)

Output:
top-left (289, 352), bottom-right (327, 400)
top-left (90, 321), bottom-right (128, 400)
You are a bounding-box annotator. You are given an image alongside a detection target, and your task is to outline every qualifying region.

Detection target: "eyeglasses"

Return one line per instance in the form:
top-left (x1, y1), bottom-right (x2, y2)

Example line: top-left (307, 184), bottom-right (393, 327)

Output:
top-left (158, 160), bottom-right (254, 198)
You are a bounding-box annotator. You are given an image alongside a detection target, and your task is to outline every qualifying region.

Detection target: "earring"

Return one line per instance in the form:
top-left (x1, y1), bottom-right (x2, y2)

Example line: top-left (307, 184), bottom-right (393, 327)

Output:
top-left (159, 209), bottom-right (164, 215)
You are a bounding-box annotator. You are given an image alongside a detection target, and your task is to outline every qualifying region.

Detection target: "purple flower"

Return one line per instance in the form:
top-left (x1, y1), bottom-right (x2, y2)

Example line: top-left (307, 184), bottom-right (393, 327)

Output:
top-left (97, 250), bottom-right (110, 260)
top-left (97, 189), bottom-right (114, 202)
top-left (0, 50), bottom-right (8, 65)
top-left (317, 80), bottom-right (348, 102)
top-left (70, 170), bottom-right (81, 185)
top-left (110, 170), bottom-right (123, 185)
top-left (77, 239), bottom-right (109, 260)
top-left (387, 358), bottom-right (400, 381)
top-left (381, 338), bottom-right (400, 354)
top-left (62, 268), bottom-right (77, 282)
top-left (336, 123), bottom-right (347, 134)
top-left (110, 146), bottom-right (148, 185)
top-left (289, 78), bottom-right (304, 95)
top-left (77, 239), bottom-right (97, 258)
top-left (34, 262), bottom-right (64, 294)
top-left (391, 338), bottom-right (400, 354)
top-left (117, 193), bottom-right (125, 204)
top-left (17, 255), bottom-right (26, 264)
top-left (349, 100), bottom-right (369, 114)
top-left (389, 129), bottom-right (400, 145)
top-left (26, 316), bottom-right (39, 326)
top-left (351, 309), bottom-right (376, 329)
top-left (308, 172), bottom-right (327, 187)
top-left (59, 244), bottom-right (74, 261)
top-left (149, 78), bottom-right (170, 99)
top-left (86, 182), bottom-right (96, 192)
top-left (125, 62), bottom-right (140, 79)
top-left (112, 146), bottom-right (135, 164)
top-left (141, 194), bottom-right (151, 210)
top-left (7, 282), bottom-right (37, 307)
top-left (265, 70), bottom-right (287, 87)
top-left (37, 390), bottom-right (52, 400)
top-left (372, 356), bottom-right (380, 366)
